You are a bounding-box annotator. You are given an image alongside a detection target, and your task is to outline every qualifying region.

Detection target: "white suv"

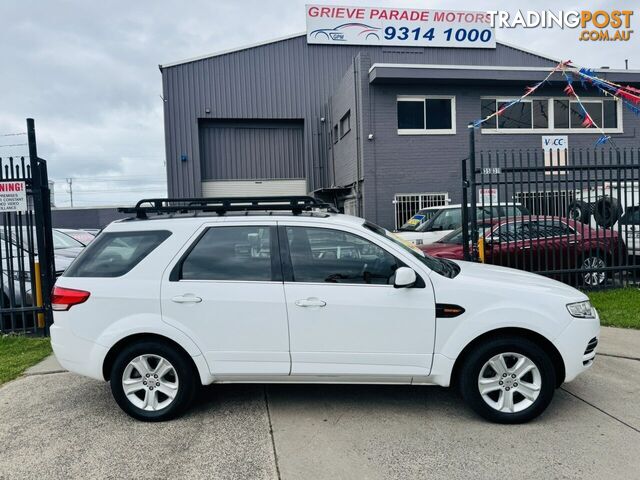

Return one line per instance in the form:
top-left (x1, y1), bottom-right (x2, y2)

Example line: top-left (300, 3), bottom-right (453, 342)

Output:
top-left (50, 197), bottom-right (599, 424)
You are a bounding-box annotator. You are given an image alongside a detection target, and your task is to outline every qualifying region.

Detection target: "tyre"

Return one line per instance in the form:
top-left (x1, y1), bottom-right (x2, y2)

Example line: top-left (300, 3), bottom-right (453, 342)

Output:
top-left (593, 196), bottom-right (622, 228)
top-left (580, 253), bottom-right (608, 287)
top-left (109, 341), bottom-right (197, 421)
top-left (568, 200), bottom-right (591, 224)
top-left (458, 337), bottom-right (556, 424)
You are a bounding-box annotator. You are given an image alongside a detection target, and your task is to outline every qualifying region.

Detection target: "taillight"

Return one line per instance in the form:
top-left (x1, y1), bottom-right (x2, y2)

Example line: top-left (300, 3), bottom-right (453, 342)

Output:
top-left (51, 286), bottom-right (90, 311)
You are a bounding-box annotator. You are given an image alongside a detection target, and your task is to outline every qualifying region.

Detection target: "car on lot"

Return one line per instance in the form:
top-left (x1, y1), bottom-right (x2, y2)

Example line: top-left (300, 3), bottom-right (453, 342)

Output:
top-left (55, 228), bottom-right (96, 246)
top-left (396, 206), bottom-right (442, 232)
top-left (51, 197), bottom-right (600, 424)
top-left (397, 203), bottom-right (529, 246)
top-left (1, 228), bottom-right (85, 308)
top-left (422, 216), bottom-right (625, 287)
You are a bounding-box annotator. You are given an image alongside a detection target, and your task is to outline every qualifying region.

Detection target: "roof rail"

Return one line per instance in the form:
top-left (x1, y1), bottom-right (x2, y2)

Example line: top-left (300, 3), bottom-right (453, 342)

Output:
top-left (118, 196), bottom-right (339, 219)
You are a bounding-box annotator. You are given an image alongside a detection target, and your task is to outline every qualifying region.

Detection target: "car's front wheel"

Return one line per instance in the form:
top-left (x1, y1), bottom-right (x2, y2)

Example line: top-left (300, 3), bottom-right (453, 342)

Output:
top-left (459, 337), bottom-right (556, 423)
top-left (110, 341), bottom-right (197, 421)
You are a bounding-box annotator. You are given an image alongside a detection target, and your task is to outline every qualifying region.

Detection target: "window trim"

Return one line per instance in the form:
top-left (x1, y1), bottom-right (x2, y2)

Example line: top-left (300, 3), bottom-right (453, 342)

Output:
top-left (170, 225), bottom-right (282, 283)
top-left (339, 110), bottom-right (351, 138)
top-left (480, 96), bottom-right (623, 134)
top-left (64, 230), bottom-right (172, 278)
top-left (279, 225), bottom-right (409, 286)
top-left (397, 95), bottom-right (457, 136)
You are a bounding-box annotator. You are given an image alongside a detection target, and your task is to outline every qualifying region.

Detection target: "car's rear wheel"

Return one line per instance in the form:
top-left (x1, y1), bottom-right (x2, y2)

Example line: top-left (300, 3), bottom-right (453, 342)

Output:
top-left (459, 337), bottom-right (556, 423)
top-left (110, 341), bottom-right (196, 421)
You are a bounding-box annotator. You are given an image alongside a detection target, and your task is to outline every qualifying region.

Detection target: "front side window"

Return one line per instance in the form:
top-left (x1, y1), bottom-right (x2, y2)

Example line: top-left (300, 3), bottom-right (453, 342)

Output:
top-left (286, 226), bottom-right (399, 284)
top-left (180, 226), bottom-right (276, 281)
top-left (492, 222), bottom-right (531, 243)
top-left (418, 208), bottom-right (462, 232)
top-left (64, 230), bottom-right (171, 278)
top-left (397, 96), bottom-right (455, 134)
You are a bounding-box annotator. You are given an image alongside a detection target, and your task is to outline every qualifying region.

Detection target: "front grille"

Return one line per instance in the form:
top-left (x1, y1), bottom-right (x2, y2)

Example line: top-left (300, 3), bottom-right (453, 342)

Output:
top-left (584, 337), bottom-right (598, 356)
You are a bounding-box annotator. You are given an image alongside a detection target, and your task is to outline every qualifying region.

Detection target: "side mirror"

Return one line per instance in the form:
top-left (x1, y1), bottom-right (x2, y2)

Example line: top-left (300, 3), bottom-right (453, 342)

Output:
top-left (394, 267), bottom-right (417, 288)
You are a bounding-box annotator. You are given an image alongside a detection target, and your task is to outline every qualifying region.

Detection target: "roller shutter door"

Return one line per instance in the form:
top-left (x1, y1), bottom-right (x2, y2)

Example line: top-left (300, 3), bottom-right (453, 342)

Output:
top-left (202, 179), bottom-right (307, 197)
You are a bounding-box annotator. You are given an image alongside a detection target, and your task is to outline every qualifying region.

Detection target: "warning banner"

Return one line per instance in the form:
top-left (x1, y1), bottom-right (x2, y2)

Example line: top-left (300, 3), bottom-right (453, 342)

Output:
top-left (0, 181), bottom-right (27, 212)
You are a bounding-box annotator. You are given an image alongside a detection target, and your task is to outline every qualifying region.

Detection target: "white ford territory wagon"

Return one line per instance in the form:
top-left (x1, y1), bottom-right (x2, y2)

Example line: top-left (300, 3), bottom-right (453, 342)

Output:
top-left (51, 197), bottom-right (600, 423)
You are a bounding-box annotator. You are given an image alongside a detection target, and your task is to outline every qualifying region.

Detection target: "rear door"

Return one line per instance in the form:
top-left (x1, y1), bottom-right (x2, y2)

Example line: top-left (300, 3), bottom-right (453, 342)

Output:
top-left (280, 222), bottom-right (436, 379)
top-left (161, 221), bottom-right (290, 376)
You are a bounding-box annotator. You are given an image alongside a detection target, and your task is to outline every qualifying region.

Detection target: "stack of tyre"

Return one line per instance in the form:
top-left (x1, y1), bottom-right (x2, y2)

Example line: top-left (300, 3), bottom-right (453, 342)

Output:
top-left (569, 196), bottom-right (622, 229)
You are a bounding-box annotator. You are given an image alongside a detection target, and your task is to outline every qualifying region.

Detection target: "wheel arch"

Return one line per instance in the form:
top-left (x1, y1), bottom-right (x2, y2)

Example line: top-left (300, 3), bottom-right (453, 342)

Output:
top-left (102, 333), bottom-right (206, 384)
top-left (450, 327), bottom-right (566, 389)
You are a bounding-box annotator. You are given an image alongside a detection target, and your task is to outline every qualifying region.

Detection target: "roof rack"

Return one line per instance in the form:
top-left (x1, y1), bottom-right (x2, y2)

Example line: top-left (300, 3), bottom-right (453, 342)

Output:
top-left (118, 196), bottom-right (339, 219)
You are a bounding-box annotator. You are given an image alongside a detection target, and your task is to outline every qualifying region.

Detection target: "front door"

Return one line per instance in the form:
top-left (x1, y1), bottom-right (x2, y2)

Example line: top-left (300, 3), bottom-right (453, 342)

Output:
top-left (161, 222), bottom-right (290, 376)
top-left (280, 223), bottom-right (436, 378)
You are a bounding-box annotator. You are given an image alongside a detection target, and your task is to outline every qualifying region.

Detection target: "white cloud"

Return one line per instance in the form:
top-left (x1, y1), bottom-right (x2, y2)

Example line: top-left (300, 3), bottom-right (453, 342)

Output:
top-left (1, 0), bottom-right (635, 206)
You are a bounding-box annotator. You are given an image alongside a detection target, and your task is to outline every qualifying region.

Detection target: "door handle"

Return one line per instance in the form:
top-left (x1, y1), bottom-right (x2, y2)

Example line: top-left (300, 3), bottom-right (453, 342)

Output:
top-left (519, 245), bottom-right (532, 250)
top-left (295, 298), bottom-right (327, 308)
top-left (171, 294), bottom-right (202, 304)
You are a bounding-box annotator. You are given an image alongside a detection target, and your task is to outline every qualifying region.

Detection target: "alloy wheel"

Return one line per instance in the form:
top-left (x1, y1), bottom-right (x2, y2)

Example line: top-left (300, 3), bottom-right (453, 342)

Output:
top-left (477, 352), bottom-right (542, 414)
top-left (582, 256), bottom-right (606, 286)
top-left (121, 354), bottom-right (179, 411)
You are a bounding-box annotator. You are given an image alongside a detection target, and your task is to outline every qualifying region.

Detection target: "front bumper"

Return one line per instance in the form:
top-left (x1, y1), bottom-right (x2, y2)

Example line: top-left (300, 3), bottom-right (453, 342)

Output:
top-left (50, 322), bottom-right (108, 381)
top-left (553, 310), bottom-right (601, 383)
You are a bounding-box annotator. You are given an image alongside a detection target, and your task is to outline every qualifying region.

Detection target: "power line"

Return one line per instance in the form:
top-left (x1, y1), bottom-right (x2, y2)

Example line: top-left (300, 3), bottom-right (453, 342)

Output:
top-left (0, 132), bottom-right (27, 137)
top-left (0, 143), bottom-right (28, 148)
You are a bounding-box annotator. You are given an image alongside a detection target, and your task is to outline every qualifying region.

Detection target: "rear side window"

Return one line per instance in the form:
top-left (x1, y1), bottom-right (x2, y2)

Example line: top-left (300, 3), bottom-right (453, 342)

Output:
top-left (179, 226), bottom-right (278, 281)
top-left (64, 230), bottom-right (171, 278)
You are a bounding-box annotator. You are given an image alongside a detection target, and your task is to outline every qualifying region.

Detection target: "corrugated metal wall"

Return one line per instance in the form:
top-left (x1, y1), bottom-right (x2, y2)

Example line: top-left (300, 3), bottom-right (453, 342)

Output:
top-left (161, 35), bottom-right (558, 198)
top-left (199, 120), bottom-right (304, 180)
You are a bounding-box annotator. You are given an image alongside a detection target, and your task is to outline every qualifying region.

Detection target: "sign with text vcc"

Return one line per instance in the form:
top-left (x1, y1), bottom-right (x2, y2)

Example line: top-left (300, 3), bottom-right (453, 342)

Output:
top-left (306, 5), bottom-right (496, 48)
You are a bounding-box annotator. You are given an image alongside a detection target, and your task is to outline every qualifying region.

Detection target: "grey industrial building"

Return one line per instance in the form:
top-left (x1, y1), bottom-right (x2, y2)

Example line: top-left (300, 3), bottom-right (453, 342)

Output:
top-left (159, 33), bottom-right (640, 229)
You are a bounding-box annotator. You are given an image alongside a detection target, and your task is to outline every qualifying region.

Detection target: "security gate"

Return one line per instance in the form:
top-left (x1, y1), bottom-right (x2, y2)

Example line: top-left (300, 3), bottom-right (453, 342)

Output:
top-left (462, 127), bottom-right (640, 289)
top-left (0, 119), bottom-right (55, 334)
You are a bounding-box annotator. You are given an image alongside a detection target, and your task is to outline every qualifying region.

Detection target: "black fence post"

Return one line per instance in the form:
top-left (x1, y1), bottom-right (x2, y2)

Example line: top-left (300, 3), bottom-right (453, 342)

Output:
top-left (461, 158), bottom-right (470, 261)
top-left (27, 118), bottom-right (55, 333)
top-left (468, 124), bottom-right (478, 262)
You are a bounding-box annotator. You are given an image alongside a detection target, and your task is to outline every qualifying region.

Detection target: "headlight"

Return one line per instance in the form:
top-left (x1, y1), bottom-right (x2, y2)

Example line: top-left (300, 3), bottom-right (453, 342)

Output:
top-left (567, 301), bottom-right (595, 318)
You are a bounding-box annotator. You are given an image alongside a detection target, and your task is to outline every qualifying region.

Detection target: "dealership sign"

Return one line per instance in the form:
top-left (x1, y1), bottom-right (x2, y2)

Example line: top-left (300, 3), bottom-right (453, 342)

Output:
top-left (0, 181), bottom-right (27, 212)
top-left (306, 5), bottom-right (496, 48)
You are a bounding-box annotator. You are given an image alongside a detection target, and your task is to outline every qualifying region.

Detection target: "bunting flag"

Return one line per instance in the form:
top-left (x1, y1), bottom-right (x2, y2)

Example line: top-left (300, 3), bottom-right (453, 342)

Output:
top-left (471, 59), bottom-right (637, 147)
top-left (617, 88), bottom-right (640, 104)
top-left (471, 60), bottom-right (566, 128)
top-left (563, 84), bottom-right (576, 97)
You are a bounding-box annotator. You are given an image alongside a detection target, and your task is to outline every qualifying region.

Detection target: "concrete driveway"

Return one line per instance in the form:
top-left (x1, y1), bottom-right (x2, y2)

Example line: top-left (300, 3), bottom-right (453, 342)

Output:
top-left (1, 326), bottom-right (639, 480)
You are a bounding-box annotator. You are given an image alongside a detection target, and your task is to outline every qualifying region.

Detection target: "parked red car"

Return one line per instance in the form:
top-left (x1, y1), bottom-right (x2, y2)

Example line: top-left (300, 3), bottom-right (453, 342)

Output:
top-left (421, 216), bottom-right (626, 287)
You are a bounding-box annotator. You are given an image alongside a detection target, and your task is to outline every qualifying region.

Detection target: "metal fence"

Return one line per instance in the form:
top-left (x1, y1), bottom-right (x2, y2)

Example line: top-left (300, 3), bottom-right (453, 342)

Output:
top-left (393, 192), bottom-right (450, 230)
top-left (0, 119), bottom-right (55, 334)
top-left (462, 138), bottom-right (640, 289)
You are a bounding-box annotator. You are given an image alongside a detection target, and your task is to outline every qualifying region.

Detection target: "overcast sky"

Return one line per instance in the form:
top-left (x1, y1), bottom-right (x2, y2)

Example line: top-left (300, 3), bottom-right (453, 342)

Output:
top-left (1, 0), bottom-right (635, 207)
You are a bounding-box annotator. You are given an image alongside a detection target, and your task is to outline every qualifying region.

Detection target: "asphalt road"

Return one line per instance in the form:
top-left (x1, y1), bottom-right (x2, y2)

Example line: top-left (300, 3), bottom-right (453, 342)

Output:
top-left (0, 327), bottom-right (639, 480)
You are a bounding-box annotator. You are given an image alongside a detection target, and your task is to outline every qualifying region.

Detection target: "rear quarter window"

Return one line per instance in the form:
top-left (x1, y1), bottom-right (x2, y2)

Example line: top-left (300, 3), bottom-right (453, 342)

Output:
top-left (63, 230), bottom-right (171, 278)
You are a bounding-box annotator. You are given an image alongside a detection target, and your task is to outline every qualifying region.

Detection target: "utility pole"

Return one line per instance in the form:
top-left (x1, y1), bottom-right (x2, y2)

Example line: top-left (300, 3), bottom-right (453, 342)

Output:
top-left (66, 177), bottom-right (73, 207)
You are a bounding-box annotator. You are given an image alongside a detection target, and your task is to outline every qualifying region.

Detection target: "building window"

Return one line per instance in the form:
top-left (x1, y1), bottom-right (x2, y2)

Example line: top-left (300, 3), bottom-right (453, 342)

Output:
top-left (397, 96), bottom-right (456, 135)
top-left (340, 111), bottom-right (351, 138)
top-left (481, 97), bottom-right (621, 133)
top-left (333, 124), bottom-right (339, 144)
